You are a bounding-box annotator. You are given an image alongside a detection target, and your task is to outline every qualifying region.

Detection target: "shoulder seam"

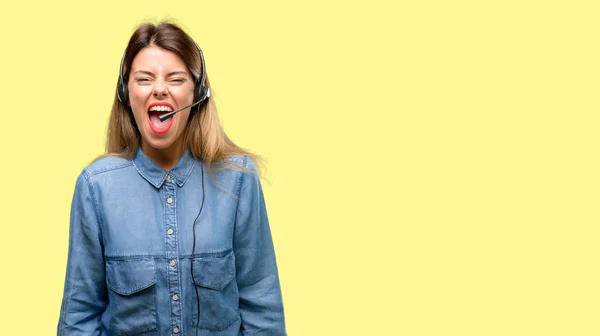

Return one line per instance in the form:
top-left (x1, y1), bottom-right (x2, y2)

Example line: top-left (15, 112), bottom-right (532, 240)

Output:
top-left (85, 162), bottom-right (134, 178)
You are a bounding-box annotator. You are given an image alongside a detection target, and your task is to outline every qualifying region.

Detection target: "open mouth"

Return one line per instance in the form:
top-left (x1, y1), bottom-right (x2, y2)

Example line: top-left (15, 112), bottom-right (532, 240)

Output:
top-left (148, 104), bottom-right (175, 134)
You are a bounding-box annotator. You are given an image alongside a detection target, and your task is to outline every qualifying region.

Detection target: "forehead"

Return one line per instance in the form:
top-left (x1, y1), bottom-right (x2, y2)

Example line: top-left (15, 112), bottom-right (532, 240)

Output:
top-left (130, 45), bottom-right (190, 74)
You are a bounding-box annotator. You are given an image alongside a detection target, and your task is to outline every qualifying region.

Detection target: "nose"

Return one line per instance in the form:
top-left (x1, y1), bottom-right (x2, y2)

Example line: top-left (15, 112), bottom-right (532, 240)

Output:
top-left (153, 79), bottom-right (168, 98)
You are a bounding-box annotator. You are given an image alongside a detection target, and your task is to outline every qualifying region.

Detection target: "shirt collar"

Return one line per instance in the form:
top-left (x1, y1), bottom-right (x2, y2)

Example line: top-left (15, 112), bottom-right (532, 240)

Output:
top-left (132, 147), bottom-right (196, 188)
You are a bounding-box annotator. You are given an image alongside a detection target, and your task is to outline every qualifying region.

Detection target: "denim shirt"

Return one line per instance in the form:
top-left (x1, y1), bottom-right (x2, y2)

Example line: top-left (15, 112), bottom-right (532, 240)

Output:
top-left (57, 148), bottom-right (286, 336)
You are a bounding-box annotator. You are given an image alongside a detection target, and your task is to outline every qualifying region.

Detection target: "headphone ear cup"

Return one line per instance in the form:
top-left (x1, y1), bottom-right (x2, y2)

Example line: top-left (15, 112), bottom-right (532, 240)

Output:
top-left (117, 82), bottom-right (129, 105)
top-left (195, 84), bottom-right (209, 103)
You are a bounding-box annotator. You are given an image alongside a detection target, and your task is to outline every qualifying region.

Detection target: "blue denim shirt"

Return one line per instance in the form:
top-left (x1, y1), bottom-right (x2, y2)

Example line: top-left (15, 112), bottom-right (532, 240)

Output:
top-left (58, 148), bottom-right (286, 335)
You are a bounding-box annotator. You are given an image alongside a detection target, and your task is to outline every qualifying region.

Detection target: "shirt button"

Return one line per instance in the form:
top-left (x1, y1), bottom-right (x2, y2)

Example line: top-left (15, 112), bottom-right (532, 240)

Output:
top-left (167, 197), bottom-right (173, 204)
top-left (170, 260), bottom-right (176, 267)
top-left (166, 174), bottom-right (171, 181)
top-left (167, 228), bottom-right (174, 235)
top-left (173, 294), bottom-right (179, 301)
top-left (173, 327), bottom-right (180, 333)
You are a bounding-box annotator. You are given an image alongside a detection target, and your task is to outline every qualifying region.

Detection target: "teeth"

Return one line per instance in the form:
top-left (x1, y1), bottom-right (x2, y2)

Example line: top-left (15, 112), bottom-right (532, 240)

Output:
top-left (149, 106), bottom-right (174, 112)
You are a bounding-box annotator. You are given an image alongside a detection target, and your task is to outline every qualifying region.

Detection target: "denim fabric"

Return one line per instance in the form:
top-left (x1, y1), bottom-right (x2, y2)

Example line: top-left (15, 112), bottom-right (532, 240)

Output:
top-left (57, 148), bottom-right (286, 335)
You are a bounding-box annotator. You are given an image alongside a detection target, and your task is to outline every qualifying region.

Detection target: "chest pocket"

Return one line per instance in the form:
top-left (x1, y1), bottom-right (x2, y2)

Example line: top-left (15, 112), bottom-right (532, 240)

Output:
top-left (106, 258), bottom-right (158, 336)
top-left (190, 251), bottom-right (239, 331)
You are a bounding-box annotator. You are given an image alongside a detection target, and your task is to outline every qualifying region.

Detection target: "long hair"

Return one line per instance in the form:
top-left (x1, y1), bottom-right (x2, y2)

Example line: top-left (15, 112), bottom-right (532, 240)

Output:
top-left (103, 20), bottom-right (262, 180)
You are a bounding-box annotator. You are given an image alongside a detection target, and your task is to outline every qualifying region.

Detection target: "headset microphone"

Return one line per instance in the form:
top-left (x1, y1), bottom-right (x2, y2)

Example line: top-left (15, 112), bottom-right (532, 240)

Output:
top-left (158, 88), bottom-right (210, 122)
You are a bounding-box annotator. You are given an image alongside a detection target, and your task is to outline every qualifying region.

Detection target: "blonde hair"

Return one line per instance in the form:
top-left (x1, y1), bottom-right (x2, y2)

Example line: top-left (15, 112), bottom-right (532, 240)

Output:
top-left (101, 20), bottom-right (263, 180)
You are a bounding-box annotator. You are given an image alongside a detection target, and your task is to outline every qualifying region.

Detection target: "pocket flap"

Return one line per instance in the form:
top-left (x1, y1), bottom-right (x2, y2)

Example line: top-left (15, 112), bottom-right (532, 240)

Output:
top-left (106, 259), bottom-right (157, 296)
top-left (192, 252), bottom-right (235, 290)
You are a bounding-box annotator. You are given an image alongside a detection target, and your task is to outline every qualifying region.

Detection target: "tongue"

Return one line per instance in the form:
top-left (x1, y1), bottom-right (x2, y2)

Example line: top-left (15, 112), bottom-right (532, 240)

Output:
top-left (149, 111), bottom-right (172, 128)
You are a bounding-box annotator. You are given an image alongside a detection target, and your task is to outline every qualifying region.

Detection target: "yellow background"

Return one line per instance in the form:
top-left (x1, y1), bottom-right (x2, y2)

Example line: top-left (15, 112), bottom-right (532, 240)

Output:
top-left (1, 0), bottom-right (599, 335)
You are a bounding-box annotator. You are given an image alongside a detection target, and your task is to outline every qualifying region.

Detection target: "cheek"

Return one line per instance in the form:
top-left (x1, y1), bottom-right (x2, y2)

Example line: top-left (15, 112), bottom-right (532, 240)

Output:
top-left (173, 84), bottom-right (195, 102)
top-left (129, 104), bottom-right (148, 128)
top-left (176, 110), bottom-right (192, 128)
top-left (129, 88), bottom-right (151, 120)
top-left (130, 86), bottom-right (151, 102)
top-left (131, 108), bottom-right (146, 125)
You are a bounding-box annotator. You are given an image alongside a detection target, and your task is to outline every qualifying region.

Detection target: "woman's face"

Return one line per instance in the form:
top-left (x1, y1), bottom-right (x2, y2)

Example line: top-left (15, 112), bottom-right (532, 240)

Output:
top-left (127, 45), bottom-right (195, 153)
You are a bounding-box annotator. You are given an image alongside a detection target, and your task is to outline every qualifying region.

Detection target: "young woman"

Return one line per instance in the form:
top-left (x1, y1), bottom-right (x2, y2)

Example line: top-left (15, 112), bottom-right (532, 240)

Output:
top-left (57, 21), bottom-right (286, 335)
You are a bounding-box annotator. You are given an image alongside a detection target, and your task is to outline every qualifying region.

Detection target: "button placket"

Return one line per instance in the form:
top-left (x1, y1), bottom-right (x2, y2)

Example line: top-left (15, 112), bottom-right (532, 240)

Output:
top-left (163, 178), bottom-right (182, 333)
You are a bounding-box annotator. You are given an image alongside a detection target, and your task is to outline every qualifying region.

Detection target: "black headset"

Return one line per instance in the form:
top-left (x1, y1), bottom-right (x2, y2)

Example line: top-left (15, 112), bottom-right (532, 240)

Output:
top-left (116, 41), bottom-right (210, 112)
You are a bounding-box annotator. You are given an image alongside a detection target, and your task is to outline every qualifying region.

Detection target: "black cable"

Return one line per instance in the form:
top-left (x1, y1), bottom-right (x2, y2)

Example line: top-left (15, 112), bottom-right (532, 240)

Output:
top-left (191, 60), bottom-right (208, 335)
top-left (191, 158), bottom-right (205, 336)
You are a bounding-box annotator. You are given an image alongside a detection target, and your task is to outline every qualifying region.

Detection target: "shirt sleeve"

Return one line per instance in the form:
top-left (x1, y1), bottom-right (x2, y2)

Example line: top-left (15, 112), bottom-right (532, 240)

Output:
top-left (234, 157), bottom-right (287, 335)
top-left (57, 171), bottom-right (108, 335)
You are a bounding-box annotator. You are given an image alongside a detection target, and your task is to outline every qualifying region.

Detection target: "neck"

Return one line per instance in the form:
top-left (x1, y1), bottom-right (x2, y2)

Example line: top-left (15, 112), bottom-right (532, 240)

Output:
top-left (140, 138), bottom-right (186, 171)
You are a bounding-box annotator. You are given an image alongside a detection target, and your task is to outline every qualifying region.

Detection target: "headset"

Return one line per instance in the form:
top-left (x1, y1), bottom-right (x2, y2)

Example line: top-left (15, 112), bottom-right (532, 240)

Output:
top-left (116, 40), bottom-right (210, 335)
top-left (116, 41), bottom-right (211, 121)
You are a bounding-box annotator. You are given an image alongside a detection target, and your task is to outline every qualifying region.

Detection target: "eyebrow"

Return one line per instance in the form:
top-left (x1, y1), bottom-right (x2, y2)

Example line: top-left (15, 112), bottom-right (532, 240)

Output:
top-left (132, 70), bottom-right (190, 77)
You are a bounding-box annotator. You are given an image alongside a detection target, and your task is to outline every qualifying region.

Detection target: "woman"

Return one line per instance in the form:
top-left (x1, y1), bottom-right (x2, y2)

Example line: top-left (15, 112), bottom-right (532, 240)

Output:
top-left (57, 21), bottom-right (286, 335)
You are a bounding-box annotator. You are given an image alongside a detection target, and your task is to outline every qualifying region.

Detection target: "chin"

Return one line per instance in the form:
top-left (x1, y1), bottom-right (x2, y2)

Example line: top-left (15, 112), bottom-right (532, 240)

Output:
top-left (145, 138), bottom-right (178, 150)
